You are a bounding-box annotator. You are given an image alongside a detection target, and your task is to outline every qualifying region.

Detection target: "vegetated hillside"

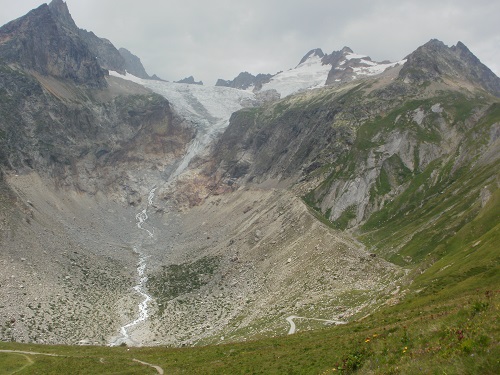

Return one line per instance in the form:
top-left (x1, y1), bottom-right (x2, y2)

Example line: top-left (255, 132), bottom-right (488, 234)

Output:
top-left (205, 40), bottom-right (500, 267)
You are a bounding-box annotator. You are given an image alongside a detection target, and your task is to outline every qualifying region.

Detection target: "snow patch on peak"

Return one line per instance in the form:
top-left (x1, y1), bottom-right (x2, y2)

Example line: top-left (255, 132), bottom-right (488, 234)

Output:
top-left (351, 59), bottom-right (407, 77)
top-left (261, 54), bottom-right (331, 98)
top-left (345, 52), bottom-right (369, 60)
top-left (298, 48), bottom-right (325, 66)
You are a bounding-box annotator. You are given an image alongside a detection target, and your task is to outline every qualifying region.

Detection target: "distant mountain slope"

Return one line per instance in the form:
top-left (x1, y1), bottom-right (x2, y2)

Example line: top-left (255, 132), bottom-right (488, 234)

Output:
top-left (119, 47), bottom-right (151, 79)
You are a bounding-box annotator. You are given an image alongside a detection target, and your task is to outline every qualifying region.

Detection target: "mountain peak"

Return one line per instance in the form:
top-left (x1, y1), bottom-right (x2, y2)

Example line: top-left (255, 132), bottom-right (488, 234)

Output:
top-left (175, 76), bottom-right (203, 85)
top-left (298, 48), bottom-right (325, 65)
top-left (341, 46), bottom-right (353, 54)
top-left (399, 39), bottom-right (500, 96)
top-left (216, 71), bottom-right (273, 90)
top-left (0, 1), bottom-right (106, 88)
top-left (48, 0), bottom-right (77, 30)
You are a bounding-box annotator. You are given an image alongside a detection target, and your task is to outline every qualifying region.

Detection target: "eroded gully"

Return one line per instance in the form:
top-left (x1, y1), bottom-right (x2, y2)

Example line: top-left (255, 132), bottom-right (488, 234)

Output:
top-left (109, 186), bottom-right (157, 347)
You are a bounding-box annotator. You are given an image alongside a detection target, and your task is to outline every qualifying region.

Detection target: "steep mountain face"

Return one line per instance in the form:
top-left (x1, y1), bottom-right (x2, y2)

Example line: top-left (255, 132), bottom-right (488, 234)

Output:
top-left (0, 0), bottom-right (192, 197)
top-left (175, 75), bottom-right (203, 85)
top-left (79, 30), bottom-right (126, 74)
top-left (119, 47), bottom-right (151, 79)
top-left (400, 39), bottom-right (500, 96)
top-left (0, 2), bottom-right (106, 88)
top-left (0, 62), bottom-right (193, 199)
top-left (0, 0), bottom-right (151, 88)
top-left (50, 0), bottom-right (150, 79)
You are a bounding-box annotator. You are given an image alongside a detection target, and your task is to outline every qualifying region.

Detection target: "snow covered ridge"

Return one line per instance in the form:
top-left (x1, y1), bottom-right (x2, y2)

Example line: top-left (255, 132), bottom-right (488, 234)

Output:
top-left (260, 53), bottom-right (332, 98)
top-left (110, 47), bottom-right (407, 123)
top-left (342, 52), bottom-right (407, 77)
top-left (221, 47), bottom-right (407, 98)
top-left (261, 48), bottom-right (406, 97)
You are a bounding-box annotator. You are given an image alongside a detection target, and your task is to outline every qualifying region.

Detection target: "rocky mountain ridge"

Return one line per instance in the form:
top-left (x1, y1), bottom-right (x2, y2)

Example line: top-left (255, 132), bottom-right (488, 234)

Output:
top-left (216, 45), bottom-right (407, 98)
top-left (400, 39), bottom-right (500, 96)
top-left (0, 0), bottom-right (156, 88)
top-left (0, 1), bottom-right (106, 88)
top-left (175, 75), bottom-right (203, 85)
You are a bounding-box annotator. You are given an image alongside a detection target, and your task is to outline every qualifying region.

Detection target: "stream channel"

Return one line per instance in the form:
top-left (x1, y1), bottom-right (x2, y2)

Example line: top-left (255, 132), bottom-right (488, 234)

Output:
top-left (109, 187), bottom-right (157, 346)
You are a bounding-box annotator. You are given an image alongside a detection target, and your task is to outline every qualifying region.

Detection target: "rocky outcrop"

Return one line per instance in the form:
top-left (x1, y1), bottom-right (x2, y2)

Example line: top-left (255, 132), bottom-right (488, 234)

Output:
top-left (399, 39), bottom-right (500, 96)
top-left (119, 47), bottom-right (151, 79)
top-left (0, 2), bottom-right (106, 88)
top-left (216, 71), bottom-right (273, 90)
top-left (80, 30), bottom-right (126, 74)
top-left (175, 75), bottom-right (203, 85)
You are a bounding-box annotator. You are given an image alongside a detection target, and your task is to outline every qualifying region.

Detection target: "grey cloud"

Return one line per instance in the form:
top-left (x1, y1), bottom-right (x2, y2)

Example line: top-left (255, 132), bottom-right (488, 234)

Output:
top-left (1, 0), bottom-right (498, 85)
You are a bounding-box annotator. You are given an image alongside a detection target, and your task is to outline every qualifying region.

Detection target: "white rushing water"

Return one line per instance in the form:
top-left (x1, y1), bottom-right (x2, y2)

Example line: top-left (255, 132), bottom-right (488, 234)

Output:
top-left (109, 186), bottom-right (157, 346)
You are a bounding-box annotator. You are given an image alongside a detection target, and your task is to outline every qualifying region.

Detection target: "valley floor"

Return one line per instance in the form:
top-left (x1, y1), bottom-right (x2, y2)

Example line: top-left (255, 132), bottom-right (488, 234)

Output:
top-left (1, 172), bottom-right (403, 347)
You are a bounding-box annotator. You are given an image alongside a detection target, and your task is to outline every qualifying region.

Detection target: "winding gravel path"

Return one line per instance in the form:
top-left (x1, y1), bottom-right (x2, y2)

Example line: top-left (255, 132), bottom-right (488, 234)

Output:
top-left (1, 350), bottom-right (165, 374)
top-left (0, 349), bottom-right (62, 357)
top-left (133, 358), bottom-right (165, 374)
top-left (286, 315), bottom-right (347, 334)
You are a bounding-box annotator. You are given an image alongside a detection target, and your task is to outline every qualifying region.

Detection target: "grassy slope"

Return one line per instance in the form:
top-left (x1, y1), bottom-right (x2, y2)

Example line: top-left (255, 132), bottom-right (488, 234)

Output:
top-left (0, 285), bottom-right (498, 374)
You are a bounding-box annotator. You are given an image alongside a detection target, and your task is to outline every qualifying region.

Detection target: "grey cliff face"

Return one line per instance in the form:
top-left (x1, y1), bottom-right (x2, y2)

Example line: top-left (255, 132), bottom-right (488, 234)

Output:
top-left (79, 30), bottom-right (127, 74)
top-left (119, 47), bottom-right (151, 79)
top-left (399, 39), bottom-right (500, 96)
top-left (0, 3), bottom-right (106, 88)
top-left (216, 71), bottom-right (273, 90)
top-left (175, 75), bottom-right (203, 85)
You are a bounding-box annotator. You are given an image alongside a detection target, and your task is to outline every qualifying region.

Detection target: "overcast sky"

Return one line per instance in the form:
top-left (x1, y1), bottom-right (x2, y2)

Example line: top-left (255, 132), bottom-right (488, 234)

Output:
top-left (1, 1), bottom-right (499, 85)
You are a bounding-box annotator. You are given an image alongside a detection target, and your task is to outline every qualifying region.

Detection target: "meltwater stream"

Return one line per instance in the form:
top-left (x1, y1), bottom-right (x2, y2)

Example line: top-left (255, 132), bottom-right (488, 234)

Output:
top-left (109, 187), bottom-right (157, 347)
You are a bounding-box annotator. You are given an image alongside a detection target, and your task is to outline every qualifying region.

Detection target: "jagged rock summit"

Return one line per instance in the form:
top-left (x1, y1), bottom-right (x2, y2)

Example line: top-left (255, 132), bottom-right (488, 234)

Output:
top-left (0, 0), bottom-right (107, 87)
top-left (175, 75), bottom-right (203, 85)
top-left (400, 39), bottom-right (500, 96)
top-left (216, 71), bottom-right (274, 90)
top-left (217, 46), bottom-right (406, 97)
top-left (297, 48), bottom-right (325, 65)
top-left (0, 0), bottom-right (153, 87)
top-left (119, 47), bottom-right (151, 79)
